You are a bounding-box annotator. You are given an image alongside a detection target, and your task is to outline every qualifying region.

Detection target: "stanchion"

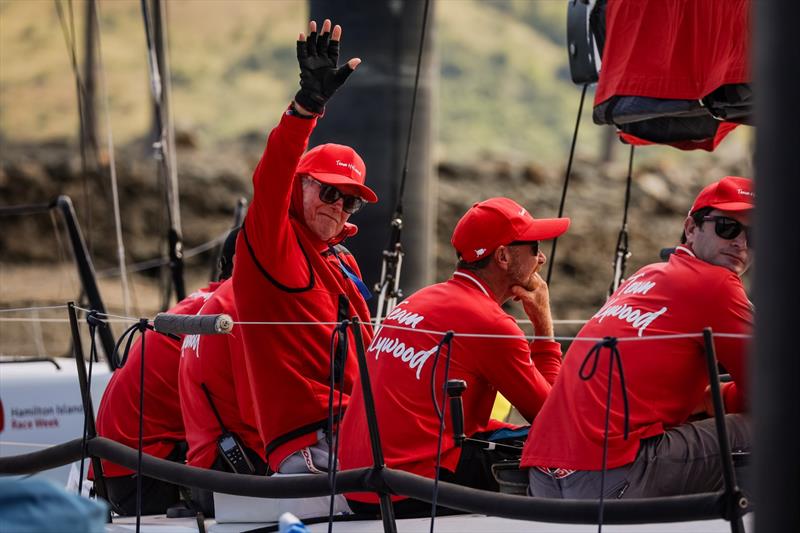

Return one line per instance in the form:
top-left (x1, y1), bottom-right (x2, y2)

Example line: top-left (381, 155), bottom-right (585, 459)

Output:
top-left (350, 317), bottom-right (398, 533)
top-left (702, 328), bottom-right (747, 533)
top-left (67, 302), bottom-right (109, 505)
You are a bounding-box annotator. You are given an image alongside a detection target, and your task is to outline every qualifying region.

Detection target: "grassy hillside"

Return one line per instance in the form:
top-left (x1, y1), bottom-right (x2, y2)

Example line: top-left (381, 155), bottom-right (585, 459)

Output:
top-left (0, 0), bottom-right (603, 163)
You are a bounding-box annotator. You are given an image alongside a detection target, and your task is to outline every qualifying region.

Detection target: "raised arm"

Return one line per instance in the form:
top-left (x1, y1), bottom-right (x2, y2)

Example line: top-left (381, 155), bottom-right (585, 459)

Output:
top-left (244, 20), bottom-right (360, 278)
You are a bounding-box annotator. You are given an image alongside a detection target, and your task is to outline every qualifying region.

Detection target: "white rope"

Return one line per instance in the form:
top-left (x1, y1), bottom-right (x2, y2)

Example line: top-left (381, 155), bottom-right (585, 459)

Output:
top-left (0, 305), bottom-right (68, 314)
top-left (72, 306), bottom-right (142, 323)
top-left (520, 319), bottom-right (587, 325)
top-left (0, 317), bottom-right (134, 324)
top-left (94, 0), bottom-right (130, 317)
top-left (2, 305), bottom-right (752, 343)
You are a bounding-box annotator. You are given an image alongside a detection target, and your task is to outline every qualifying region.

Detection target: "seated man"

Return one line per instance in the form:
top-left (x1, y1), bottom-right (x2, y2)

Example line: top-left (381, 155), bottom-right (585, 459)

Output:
top-left (179, 276), bottom-right (267, 516)
top-left (93, 281), bottom-right (220, 515)
top-left (522, 176), bottom-right (753, 499)
top-left (340, 197), bottom-right (568, 517)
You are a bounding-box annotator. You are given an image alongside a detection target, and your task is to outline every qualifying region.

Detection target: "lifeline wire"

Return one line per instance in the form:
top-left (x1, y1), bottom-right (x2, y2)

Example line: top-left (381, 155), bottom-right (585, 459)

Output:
top-left (71, 305), bottom-right (752, 343)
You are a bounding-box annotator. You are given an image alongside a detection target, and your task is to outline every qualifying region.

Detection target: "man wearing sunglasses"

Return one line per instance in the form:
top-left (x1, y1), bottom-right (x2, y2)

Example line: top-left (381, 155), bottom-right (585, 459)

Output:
top-left (232, 19), bottom-right (377, 476)
top-left (340, 198), bottom-right (569, 517)
top-left (523, 176), bottom-right (753, 500)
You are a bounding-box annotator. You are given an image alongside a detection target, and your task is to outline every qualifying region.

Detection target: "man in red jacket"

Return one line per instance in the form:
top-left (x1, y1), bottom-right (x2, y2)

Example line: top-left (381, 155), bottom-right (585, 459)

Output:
top-left (522, 176), bottom-right (753, 499)
top-left (232, 19), bottom-right (376, 476)
top-left (339, 197), bottom-right (568, 517)
top-left (94, 282), bottom-right (219, 515)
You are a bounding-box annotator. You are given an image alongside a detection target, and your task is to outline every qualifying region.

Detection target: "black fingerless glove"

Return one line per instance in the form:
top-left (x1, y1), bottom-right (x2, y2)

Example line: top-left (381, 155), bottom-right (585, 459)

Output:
top-left (294, 29), bottom-right (355, 115)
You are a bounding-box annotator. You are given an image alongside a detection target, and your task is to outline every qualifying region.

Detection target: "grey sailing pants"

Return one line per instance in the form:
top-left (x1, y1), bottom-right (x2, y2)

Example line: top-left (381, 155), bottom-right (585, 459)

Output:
top-left (528, 414), bottom-right (751, 499)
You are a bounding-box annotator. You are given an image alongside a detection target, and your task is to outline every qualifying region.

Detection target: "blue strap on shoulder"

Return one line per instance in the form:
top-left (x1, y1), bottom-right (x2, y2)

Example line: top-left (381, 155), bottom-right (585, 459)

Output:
top-left (328, 246), bottom-right (373, 301)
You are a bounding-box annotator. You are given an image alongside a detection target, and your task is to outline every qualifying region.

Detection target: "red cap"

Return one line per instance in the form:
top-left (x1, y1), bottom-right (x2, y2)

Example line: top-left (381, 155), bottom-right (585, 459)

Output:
top-left (296, 144), bottom-right (378, 203)
top-left (451, 197), bottom-right (570, 263)
top-left (690, 176), bottom-right (754, 214)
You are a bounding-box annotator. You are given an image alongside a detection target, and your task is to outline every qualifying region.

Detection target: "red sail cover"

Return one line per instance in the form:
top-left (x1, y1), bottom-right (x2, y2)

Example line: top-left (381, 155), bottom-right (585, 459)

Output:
top-left (595, 0), bottom-right (750, 151)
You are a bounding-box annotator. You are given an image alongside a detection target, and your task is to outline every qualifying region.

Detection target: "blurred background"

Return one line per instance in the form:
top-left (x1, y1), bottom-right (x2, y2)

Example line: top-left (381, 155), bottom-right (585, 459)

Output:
top-left (0, 0), bottom-right (753, 357)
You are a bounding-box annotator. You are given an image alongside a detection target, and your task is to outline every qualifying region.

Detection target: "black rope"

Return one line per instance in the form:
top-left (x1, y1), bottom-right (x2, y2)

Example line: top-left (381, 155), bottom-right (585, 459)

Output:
top-left (326, 319), bottom-right (349, 533)
top-left (609, 146), bottom-right (636, 296)
top-left (429, 330), bottom-right (455, 533)
top-left (579, 336), bottom-right (629, 533)
top-left (76, 311), bottom-right (107, 496)
top-left (133, 317), bottom-right (148, 533)
top-left (546, 83), bottom-right (589, 286)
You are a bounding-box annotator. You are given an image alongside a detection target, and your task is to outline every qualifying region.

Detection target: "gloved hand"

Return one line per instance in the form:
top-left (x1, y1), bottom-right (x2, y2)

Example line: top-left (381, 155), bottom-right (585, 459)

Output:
top-left (294, 20), bottom-right (358, 115)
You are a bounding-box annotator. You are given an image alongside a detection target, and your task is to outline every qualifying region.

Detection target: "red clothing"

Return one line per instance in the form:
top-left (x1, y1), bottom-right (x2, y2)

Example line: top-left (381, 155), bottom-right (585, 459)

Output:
top-left (95, 283), bottom-right (220, 477)
top-left (232, 109), bottom-right (373, 471)
top-left (340, 270), bottom-right (562, 503)
top-left (521, 247), bottom-right (752, 471)
top-left (595, 0), bottom-right (750, 103)
top-left (595, 0), bottom-right (750, 150)
top-left (179, 279), bottom-right (263, 469)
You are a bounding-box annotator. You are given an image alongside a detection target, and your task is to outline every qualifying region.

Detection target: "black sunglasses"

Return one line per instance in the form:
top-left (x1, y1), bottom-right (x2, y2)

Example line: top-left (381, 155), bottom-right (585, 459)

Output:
top-left (307, 178), bottom-right (366, 214)
top-left (509, 240), bottom-right (540, 255)
top-left (701, 216), bottom-right (753, 246)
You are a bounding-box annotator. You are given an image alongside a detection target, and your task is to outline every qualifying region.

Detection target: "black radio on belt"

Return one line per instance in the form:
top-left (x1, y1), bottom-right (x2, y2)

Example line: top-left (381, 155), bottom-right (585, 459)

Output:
top-left (217, 431), bottom-right (255, 475)
top-left (201, 384), bottom-right (255, 475)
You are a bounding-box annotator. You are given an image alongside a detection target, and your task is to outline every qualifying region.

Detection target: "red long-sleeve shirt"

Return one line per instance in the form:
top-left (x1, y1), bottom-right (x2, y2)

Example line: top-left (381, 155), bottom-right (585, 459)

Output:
top-left (340, 270), bottom-right (562, 503)
top-left (94, 283), bottom-right (220, 477)
top-left (232, 109), bottom-right (373, 471)
top-left (521, 246), bottom-right (752, 471)
top-left (179, 279), bottom-right (263, 469)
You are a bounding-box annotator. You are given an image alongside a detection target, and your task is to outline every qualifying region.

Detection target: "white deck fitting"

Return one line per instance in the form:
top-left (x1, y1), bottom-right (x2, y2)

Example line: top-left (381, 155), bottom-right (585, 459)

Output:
top-left (106, 512), bottom-right (754, 533)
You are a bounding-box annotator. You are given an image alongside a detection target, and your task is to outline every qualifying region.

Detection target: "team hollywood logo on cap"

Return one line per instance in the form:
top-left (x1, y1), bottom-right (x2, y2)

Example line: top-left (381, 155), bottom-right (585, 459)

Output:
top-left (690, 176), bottom-right (754, 214)
top-left (296, 144), bottom-right (378, 203)
top-left (451, 197), bottom-right (570, 263)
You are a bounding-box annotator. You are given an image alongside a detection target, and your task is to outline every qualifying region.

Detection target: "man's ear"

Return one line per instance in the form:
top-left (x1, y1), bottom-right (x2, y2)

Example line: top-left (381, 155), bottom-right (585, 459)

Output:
top-left (493, 245), bottom-right (510, 271)
top-left (683, 216), bottom-right (697, 244)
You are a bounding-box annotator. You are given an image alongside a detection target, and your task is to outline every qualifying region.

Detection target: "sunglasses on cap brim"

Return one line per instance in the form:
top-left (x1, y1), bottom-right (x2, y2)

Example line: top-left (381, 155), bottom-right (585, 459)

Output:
top-left (305, 177), bottom-right (366, 214)
top-left (701, 216), bottom-right (753, 247)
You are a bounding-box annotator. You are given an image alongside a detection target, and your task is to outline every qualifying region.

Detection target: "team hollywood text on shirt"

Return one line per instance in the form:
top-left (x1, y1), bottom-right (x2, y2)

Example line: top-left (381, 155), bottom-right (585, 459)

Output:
top-left (367, 271), bottom-right (515, 380)
top-left (592, 272), bottom-right (668, 336)
top-left (367, 302), bottom-right (437, 380)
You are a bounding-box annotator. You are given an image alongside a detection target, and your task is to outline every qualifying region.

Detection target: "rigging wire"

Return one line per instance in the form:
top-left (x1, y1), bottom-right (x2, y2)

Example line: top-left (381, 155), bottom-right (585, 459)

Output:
top-left (53, 0), bottom-right (94, 254)
top-left (546, 83), bottom-right (589, 286)
top-left (374, 0), bottom-right (432, 325)
top-left (139, 0), bottom-right (185, 308)
top-left (609, 146), bottom-right (636, 296)
top-left (93, 0), bottom-right (132, 317)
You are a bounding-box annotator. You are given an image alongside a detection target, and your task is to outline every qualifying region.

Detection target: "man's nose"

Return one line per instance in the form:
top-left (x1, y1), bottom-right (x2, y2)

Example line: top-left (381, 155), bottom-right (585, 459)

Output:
top-left (732, 230), bottom-right (748, 249)
top-left (330, 197), bottom-right (345, 212)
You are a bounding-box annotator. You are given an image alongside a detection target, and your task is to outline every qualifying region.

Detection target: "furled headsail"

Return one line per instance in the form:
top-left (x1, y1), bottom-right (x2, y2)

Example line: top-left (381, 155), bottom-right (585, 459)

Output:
top-left (568, 0), bottom-right (751, 151)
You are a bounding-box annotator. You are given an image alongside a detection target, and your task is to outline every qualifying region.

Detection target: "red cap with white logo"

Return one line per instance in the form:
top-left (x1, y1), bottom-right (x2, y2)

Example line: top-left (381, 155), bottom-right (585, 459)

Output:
top-left (451, 197), bottom-right (570, 263)
top-left (690, 176), bottom-right (754, 214)
top-left (296, 143), bottom-right (378, 203)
